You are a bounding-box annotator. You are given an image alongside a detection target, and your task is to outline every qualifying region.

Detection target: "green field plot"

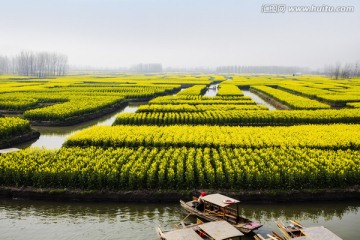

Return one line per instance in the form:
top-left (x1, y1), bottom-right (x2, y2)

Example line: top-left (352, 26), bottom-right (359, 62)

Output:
top-left (65, 124), bottom-right (360, 150)
top-left (251, 85), bottom-right (331, 109)
top-left (114, 109), bottom-right (360, 126)
top-left (0, 146), bottom-right (358, 190)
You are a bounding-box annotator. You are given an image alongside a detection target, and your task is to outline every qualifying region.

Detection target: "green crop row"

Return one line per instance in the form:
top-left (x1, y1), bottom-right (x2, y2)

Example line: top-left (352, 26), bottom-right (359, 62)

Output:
top-left (136, 104), bottom-right (267, 112)
top-left (114, 109), bottom-right (360, 126)
top-left (0, 146), bottom-right (358, 190)
top-left (64, 124), bottom-right (360, 150)
top-left (0, 86), bottom-right (179, 115)
top-left (277, 84), bottom-right (332, 98)
top-left (149, 99), bottom-right (256, 105)
top-left (0, 117), bottom-right (32, 141)
top-left (176, 85), bottom-right (207, 95)
top-left (251, 86), bottom-right (331, 109)
top-left (217, 85), bottom-right (243, 96)
top-left (42, 85), bottom-right (179, 98)
top-left (277, 84), bottom-right (360, 105)
top-left (347, 102), bottom-right (360, 108)
top-left (317, 94), bottom-right (360, 105)
top-left (0, 97), bottom-right (39, 111)
top-left (151, 95), bottom-right (251, 101)
top-left (24, 96), bottom-right (125, 121)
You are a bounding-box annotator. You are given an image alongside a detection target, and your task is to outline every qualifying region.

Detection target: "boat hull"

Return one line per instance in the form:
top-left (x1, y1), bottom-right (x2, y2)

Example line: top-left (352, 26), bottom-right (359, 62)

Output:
top-left (180, 200), bottom-right (261, 234)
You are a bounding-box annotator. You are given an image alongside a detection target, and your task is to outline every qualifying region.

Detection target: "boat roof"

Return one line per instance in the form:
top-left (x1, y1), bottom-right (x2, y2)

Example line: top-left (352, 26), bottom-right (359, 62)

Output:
top-left (0, 148), bottom-right (20, 154)
top-left (198, 221), bottom-right (244, 239)
top-left (201, 193), bottom-right (240, 208)
top-left (301, 226), bottom-right (342, 240)
top-left (161, 228), bottom-right (203, 240)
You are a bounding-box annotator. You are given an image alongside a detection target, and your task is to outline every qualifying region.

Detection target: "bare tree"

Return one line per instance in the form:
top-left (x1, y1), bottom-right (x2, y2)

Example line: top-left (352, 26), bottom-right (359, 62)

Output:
top-left (333, 63), bottom-right (341, 80)
top-left (12, 50), bottom-right (68, 78)
top-left (325, 62), bottom-right (360, 79)
top-left (353, 62), bottom-right (359, 77)
top-left (0, 56), bottom-right (9, 74)
top-left (341, 64), bottom-right (352, 79)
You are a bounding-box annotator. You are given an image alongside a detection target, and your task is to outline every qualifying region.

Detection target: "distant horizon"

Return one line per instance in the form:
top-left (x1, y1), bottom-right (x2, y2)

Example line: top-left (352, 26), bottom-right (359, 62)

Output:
top-left (0, 51), bottom-right (329, 70)
top-left (1, 0), bottom-right (359, 69)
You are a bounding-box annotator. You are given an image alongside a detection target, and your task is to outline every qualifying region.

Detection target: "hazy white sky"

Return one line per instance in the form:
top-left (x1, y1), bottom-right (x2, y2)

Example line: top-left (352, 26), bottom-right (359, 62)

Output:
top-left (0, 0), bottom-right (359, 68)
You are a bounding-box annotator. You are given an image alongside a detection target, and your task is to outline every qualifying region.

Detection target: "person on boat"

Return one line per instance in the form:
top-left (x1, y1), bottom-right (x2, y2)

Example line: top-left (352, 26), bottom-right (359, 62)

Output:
top-left (198, 192), bottom-right (207, 203)
top-left (196, 192), bottom-right (206, 211)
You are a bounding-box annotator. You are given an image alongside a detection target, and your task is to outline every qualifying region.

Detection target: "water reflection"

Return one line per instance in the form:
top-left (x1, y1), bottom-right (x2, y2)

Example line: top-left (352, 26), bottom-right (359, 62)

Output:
top-left (242, 202), bottom-right (360, 222)
top-left (0, 200), bottom-right (184, 240)
top-left (0, 199), bottom-right (359, 240)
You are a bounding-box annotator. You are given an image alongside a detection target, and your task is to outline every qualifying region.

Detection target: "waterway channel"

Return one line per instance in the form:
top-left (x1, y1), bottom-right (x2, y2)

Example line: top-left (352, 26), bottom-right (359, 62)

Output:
top-left (242, 90), bottom-right (277, 110)
top-left (203, 84), bottom-right (218, 97)
top-left (14, 105), bottom-right (139, 149)
top-left (0, 199), bottom-right (358, 240)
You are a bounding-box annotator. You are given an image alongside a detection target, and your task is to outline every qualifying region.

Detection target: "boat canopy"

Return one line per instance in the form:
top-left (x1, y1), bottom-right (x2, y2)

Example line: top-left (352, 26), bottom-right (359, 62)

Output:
top-left (201, 193), bottom-right (240, 208)
top-left (198, 221), bottom-right (244, 239)
top-left (301, 226), bottom-right (343, 240)
top-left (161, 228), bottom-right (203, 240)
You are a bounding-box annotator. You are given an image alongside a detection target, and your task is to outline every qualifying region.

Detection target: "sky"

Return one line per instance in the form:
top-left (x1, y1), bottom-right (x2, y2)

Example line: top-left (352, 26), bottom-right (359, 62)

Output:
top-left (0, 0), bottom-right (359, 69)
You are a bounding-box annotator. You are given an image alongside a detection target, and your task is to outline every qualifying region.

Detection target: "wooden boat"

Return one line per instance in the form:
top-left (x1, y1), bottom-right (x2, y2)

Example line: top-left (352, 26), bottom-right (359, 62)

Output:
top-left (274, 219), bottom-right (342, 240)
top-left (180, 193), bottom-right (262, 234)
top-left (156, 220), bottom-right (244, 240)
top-left (275, 219), bottom-right (304, 238)
top-left (254, 232), bottom-right (283, 240)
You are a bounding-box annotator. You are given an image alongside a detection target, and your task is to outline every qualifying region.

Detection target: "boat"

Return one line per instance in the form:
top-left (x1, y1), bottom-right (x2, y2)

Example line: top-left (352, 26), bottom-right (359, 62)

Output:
top-left (254, 232), bottom-right (283, 240)
top-left (274, 219), bottom-right (343, 240)
top-left (180, 193), bottom-right (262, 234)
top-left (274, 219), bottom-right (304, 239)
top-left (156, 220), bottom-right (244, 240)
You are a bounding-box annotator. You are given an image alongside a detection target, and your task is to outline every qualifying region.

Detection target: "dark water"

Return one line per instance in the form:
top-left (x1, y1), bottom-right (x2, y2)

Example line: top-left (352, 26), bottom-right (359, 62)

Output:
top-left (15, 105), bottom-right (139, 149)
top-left (0, 199), bottom-right (358, 240)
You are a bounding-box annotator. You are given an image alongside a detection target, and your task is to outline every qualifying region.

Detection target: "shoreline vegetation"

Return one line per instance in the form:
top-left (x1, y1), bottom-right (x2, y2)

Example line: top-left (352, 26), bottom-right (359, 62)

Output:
top-left (0, 117), bottom-right (39, 149)
top-left (0, 130), bottom-right (40, 149)
top-left (29, 101), bottom-right (129, 127)
top-left (0, 186), bottom-right (359, 203)
top-left (1, 147), bottom-right (358, 191)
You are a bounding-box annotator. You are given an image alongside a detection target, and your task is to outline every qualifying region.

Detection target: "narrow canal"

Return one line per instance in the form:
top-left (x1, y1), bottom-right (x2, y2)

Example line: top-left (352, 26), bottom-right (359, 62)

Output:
top-left (15, 105), bottom-right (139, 149)
top-left (242, 90), bottom-right (277, 110)
top-left (0, 199), bottom-right (358, 240)
top-left (203, 84), bottom-right (277, 110)
top-left (203, 84), bottom-right (218, 97)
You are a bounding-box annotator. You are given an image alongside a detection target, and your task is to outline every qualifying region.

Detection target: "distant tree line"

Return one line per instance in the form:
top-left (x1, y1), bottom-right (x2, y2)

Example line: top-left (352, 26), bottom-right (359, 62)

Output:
top-left (325, 62), bottom-right (360, 80)
top-left (216, 65), bottom-right (309, 75)
top-left (130, 63), bottom-right (162, 73)
top-left (0, 51), bottom-right (68, 78)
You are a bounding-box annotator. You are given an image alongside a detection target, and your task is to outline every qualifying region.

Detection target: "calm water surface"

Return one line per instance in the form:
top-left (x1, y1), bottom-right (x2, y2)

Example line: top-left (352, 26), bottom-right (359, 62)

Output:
top-left (242, 90), bottom-right (277, 110)
top-left (0, 199), bottom-right (359, 240)
top-left (203, 84), bottom-right (218, 97)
